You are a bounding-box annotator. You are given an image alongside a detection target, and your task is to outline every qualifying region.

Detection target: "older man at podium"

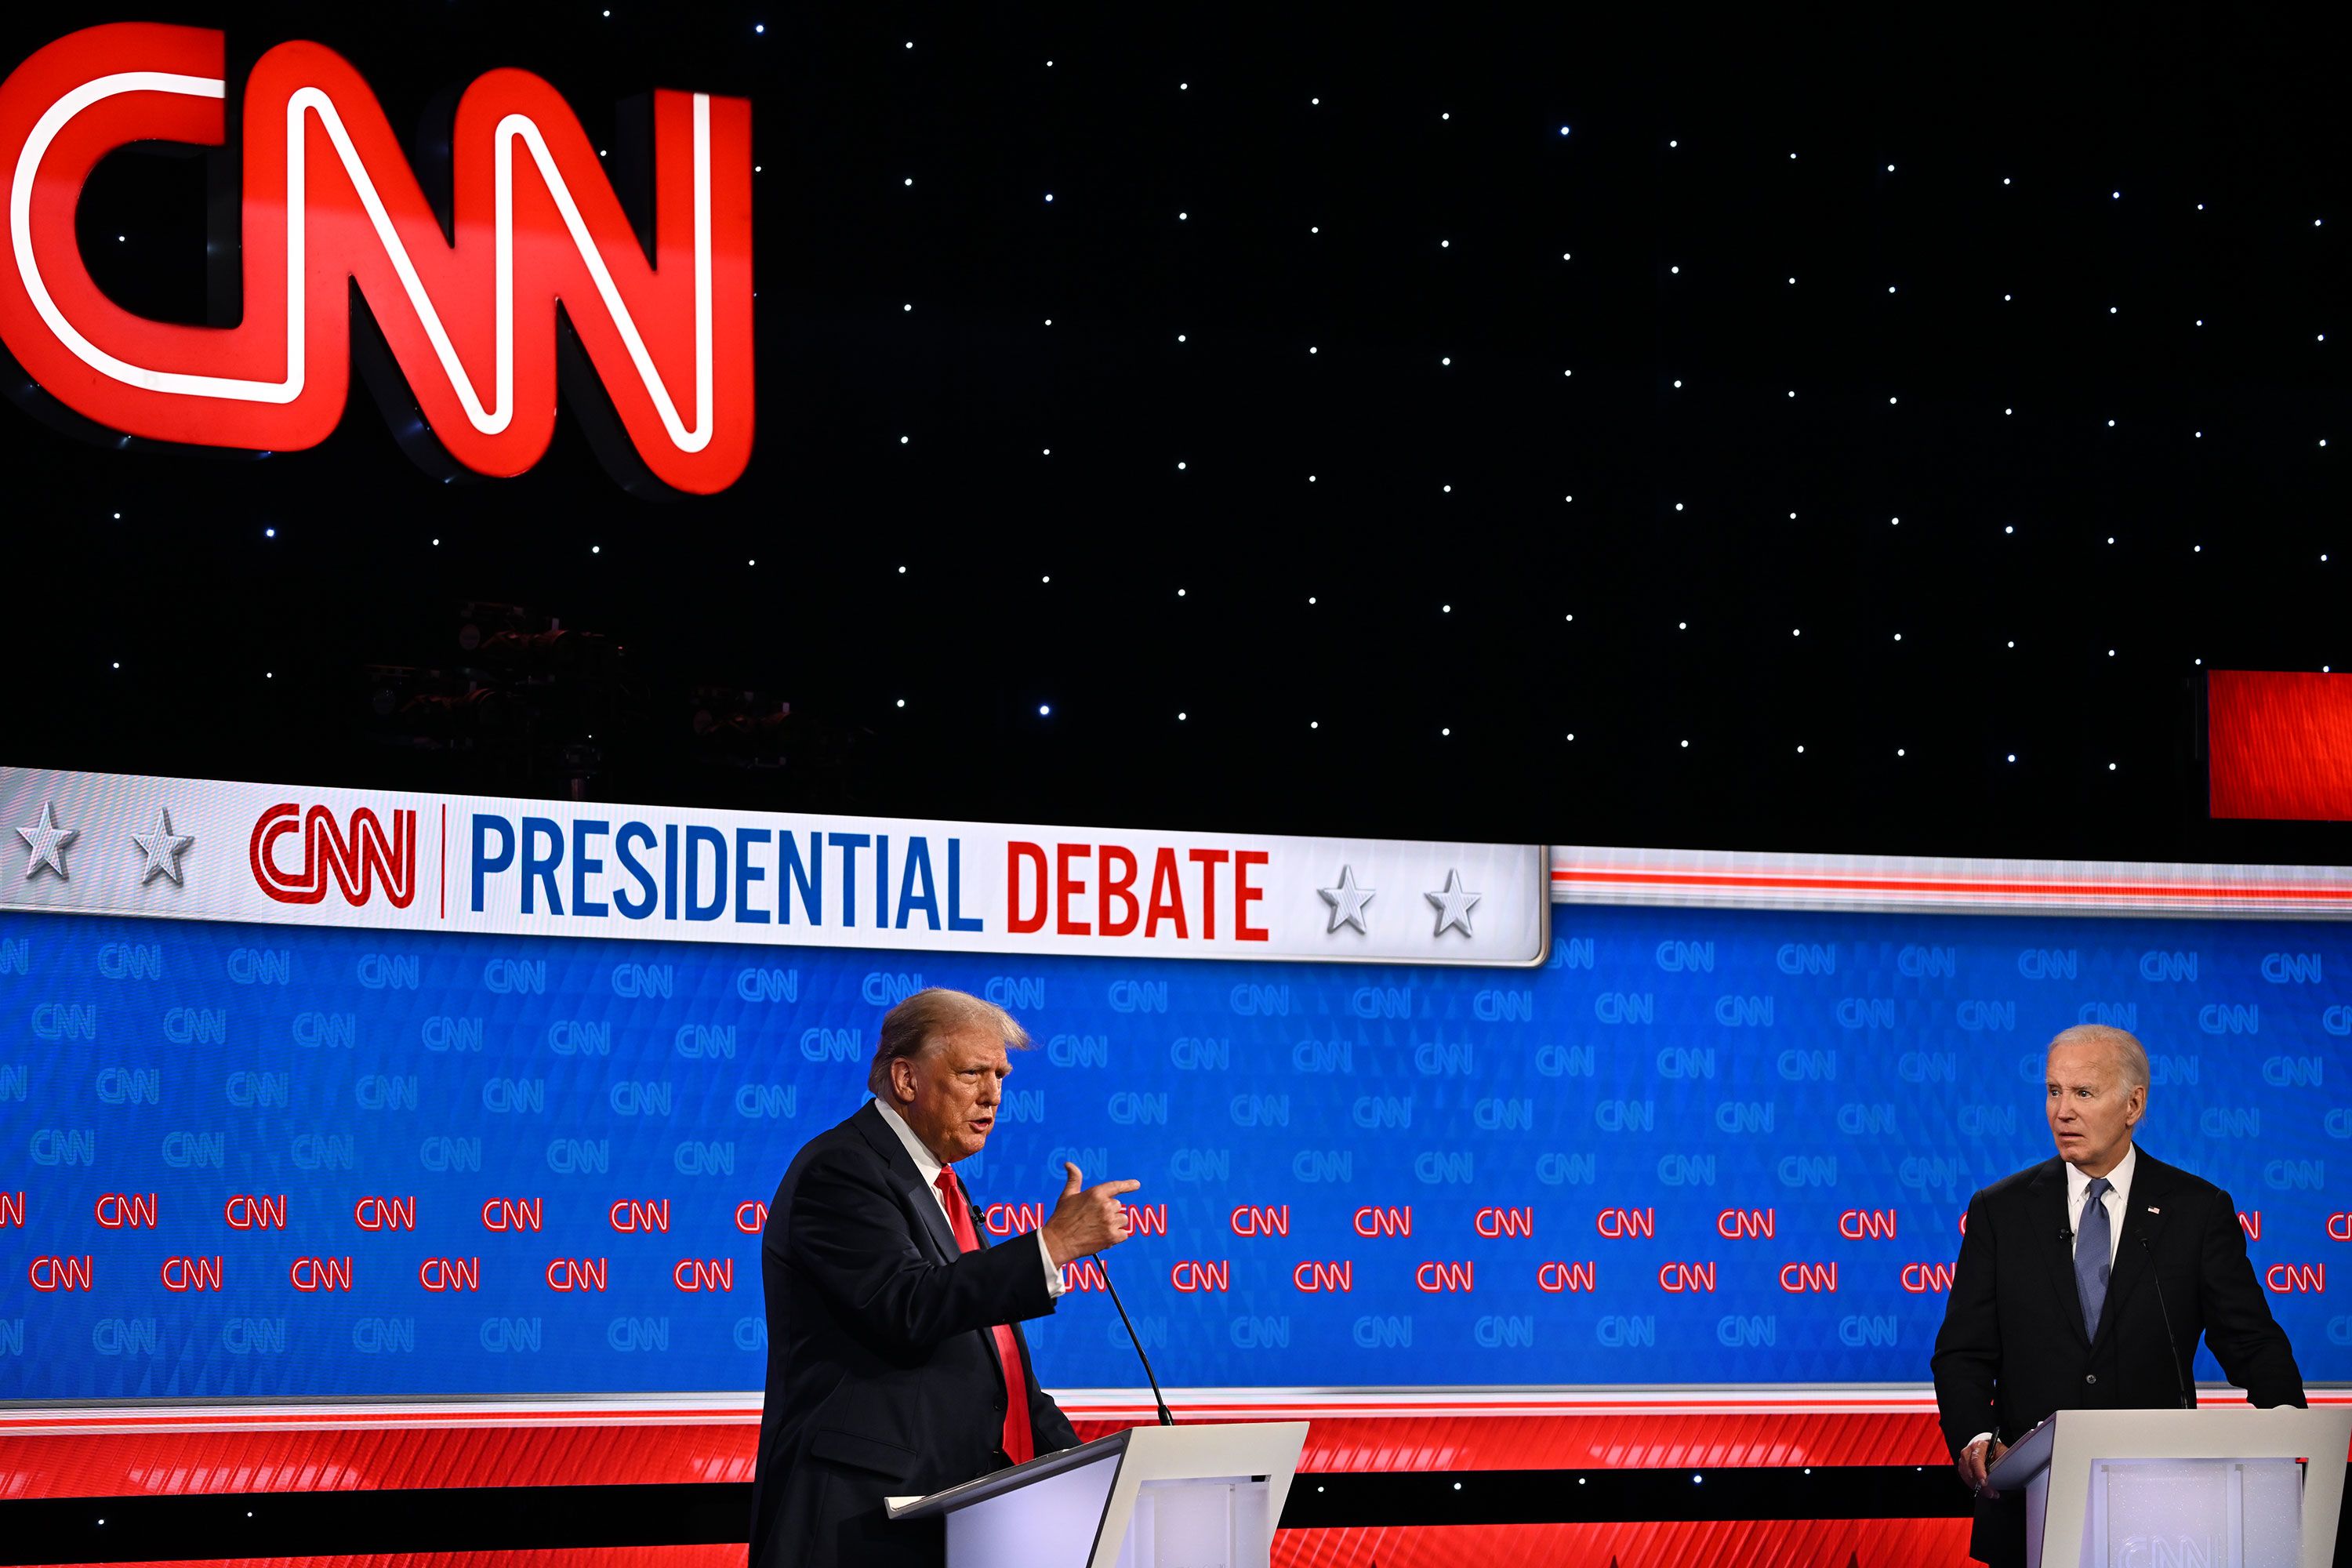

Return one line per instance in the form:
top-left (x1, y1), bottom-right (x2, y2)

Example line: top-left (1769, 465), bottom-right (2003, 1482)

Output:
top-left (1931, 1023), bottom-right (2306, 1567)
top-left (750, 988), bottom-right (1142, 1568)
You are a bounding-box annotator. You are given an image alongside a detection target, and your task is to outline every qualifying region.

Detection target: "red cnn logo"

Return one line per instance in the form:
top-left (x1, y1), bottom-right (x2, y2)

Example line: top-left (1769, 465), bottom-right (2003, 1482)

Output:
top-left (0, 24), bottom-right (753, 493)
top-left (250, 802), bottom-right (417, 908)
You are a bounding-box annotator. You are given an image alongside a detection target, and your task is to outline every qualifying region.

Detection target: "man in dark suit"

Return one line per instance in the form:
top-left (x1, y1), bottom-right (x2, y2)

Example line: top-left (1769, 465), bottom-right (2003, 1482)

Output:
top-left (750, 987), bottom-right (1142, 1568)
top-left (1931, 1023), bottom-right (2306, 1567)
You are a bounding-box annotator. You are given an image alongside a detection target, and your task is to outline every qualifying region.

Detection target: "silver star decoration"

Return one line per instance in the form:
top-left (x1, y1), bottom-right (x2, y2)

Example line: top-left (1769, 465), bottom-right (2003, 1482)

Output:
top-left (130, 808), bottom-right (194, 886)
top-left (16, 802), bottom-right (78, 881)
top-left (1318, 865), bottom-right (1376, 934)
top-left (1425, 869), bottom-right (1481, 937)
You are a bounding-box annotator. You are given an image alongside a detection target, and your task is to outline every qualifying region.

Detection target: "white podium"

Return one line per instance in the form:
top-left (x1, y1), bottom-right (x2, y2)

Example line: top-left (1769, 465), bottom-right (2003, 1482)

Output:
top-left (885, 1421), bottom-right (1308, 1568)
top-left (1982, 1407), bottom-right (2352, 1568)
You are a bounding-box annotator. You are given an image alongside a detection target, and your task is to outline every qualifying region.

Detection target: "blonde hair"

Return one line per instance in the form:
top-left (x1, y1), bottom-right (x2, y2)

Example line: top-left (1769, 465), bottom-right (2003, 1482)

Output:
top-left (2047, 1023), bottom-right (2151, 1090)
top-left (867, 987), bottom-right (1033, 1098)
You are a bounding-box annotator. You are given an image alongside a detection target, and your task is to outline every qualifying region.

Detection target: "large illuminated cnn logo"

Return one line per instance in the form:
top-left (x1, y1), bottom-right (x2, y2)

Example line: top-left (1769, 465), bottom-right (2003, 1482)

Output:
top-left (0, 24), bottom-right (753, 493)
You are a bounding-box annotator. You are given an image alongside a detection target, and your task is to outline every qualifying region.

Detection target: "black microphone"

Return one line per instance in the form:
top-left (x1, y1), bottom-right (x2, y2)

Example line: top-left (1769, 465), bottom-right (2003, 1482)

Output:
top-left (1094, 1254), bottom-right (1176, 1427)
top-left (2140, 1234), bottom-right (2194, 1410)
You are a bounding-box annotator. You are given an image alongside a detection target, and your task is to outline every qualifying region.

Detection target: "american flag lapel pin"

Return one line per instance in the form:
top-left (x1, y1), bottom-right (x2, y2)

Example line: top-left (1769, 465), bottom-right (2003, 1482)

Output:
top-left (2147, 1206), bottom-right (2160, 1214)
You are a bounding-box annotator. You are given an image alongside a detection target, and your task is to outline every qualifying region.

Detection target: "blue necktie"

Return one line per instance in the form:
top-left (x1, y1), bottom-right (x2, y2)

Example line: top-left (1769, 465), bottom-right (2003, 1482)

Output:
top-left (2076, 1177), bottom-right (2113, 1339)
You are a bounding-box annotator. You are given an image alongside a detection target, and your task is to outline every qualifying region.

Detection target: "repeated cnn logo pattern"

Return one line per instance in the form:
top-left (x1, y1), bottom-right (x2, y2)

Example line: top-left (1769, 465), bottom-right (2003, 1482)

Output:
top-left (0, 905), bottom-right (2345, 1399)
top-left (0, 24), bottom-right (753, 493)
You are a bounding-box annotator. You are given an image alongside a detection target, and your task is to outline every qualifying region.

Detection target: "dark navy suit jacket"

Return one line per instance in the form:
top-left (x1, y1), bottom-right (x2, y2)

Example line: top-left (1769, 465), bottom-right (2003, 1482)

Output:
top-left (750, 1102), bottom-right (1080, 1568)
top-left (1930, 1149), bottom-right (2304, 1567)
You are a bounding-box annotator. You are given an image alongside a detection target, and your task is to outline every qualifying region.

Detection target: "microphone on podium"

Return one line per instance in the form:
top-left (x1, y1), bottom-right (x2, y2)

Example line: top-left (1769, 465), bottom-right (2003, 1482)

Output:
top-left (1097, 1253), bottom-right (1176, 1427)
top-left (2140, 1233), bottom-right (2195, 1410)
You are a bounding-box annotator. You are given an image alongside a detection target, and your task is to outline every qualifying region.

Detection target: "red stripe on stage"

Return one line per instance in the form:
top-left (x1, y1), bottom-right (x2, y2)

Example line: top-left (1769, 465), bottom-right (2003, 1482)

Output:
top-left (2208, 669), bottom-right (2352, 820)
top-left (1272, 1519), bottom-right (1972, 1567)
top-left (0, 1412), bottom-right (1955, 1499)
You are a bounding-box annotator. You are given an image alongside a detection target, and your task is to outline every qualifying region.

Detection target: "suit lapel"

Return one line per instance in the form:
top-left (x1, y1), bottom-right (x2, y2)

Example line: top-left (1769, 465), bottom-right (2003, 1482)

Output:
top-left (849, 1101), bottom-right (961, 1264)
top-left (2090, 1149), bottom-right (2172, 1352)
top-left (2031, 1159), bottom-right (2091, 1346)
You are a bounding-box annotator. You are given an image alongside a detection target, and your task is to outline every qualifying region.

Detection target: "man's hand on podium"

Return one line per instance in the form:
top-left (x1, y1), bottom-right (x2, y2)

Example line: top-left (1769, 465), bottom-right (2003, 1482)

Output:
top-left (1040, 1163), bottom-right (1142, 1266)
top-left (1957, 1435), bottom-right (2009, 1499)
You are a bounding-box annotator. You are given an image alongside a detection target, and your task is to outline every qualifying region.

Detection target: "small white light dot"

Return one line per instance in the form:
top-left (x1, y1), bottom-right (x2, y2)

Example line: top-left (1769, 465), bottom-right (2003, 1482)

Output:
top-left (2005, 524), bottom-right (2014, 534)
top-left (1675, 503), bottom-right (1684, 512)
top-left (1177, 461), bottom-right (1186, 470)
top-left (111, 662), bottom-right (118, 670)
top-left (1443, 485), bottom-right (1452, 493)
top-left (1311, 720), bottom-right (1319, 729)
top-left (1680, 739), bottom-right (1689, 747)
top-left (111, 512), bottom-right (119, 519)
top-left (1678, 621), bottom-right (1687, 630)
top-left (2194, 544), bottom-right (2202, 552)
top-left (2108, 649), bottom-right (2117, 657)
top-left (1890, 516), bottom-right (1900, 525)
top-left (2003, 177), bottom-right (2011, 186)
top-left (263, 526), bottom-right (276, 538)
top-left (1789, 512), bottom-right (1797, 520)
top-left (1566, 732), bottom-right (1576, 741)
top-left (2107, 537), bottom-right (2115, 544)
top-left (1888, 285), bottom-right (1897, 294)
top-left (1889, 396), bottom-right (1899, 405)
top-left (1670, 265), bottom-right (1679, 274)
top-left (1669, 140), bottom-right (1677, 147)
top-left (1178, 711), bottom-right (1187, 720)
top-left (898, 564), bottom-right (907, 573)
top-left (1038, 704), bottom-right (1051, 717)
top-left (1441, 727), bottom-right (1450, 736)
top-left (896, 699), bottom-right (906, 708)
top-left (432, 537), bottom-right (439, 546)
top-left (2007, 641), bottom-right (2016, 648)
top-left (904, 177), bottom-right (913, 187)
top-left (1560, 126), bottom-right (1570, 136)
top-left (1041, 575), bottom-right (1051, 583)
top-left (1791, 628), bottom-right (1801, 636)
top-left (900, 434), bottom-right (909, 444)
top-left (1893, 633), bottom-right (1903, 641)
top-left (1441, 356), bottom-right (1451, 366)
top-left (1673, 379), bottom-right (1682, 388)
top-left (1312, 347), bottom-right (1319, 354)
top-left (1177, 587), bottom-right (1186, 597)
top-left (1440, 240), bottom-right (1450, 249)
top-left (2107, 419), bottom-right (2116, 427)
top-left (1308, 596), bottom-right (1318, 604)
top-left (1178, 211), bottom-right (1188, 220)
top-left (2112, 191), bottom-right (2121, 199)
top-left (1796, 745), bottom-right (1805, 753)
top-left (2109, 761), bottom-right (2118, 771)
top-left (754, 23), bottom-right (764, 33)
top-left (903, 303), bottom-right (912, 311)
top-left (1042, 448), bottom-right (1051, 456)
top-left (748, 558), bottom-right (756, 566)
top-left (1442, 603), bottom-right (1452, 612)
top-left (590, 544), bottom-right (599, 554)
top-left (2008, 753), bottom-right (2016, 763)
top-left (1897, 748), bottom-right (1906, 757)
top-left (1177, 334), bottom-right (1185, 343)
top-left (1563, 612), bottom-right (1573, 621)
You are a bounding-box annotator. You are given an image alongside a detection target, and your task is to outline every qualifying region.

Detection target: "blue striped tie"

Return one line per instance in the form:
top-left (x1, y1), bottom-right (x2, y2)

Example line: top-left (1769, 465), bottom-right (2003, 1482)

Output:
top-left (2076, 1177), bottom-right (2113, 1339)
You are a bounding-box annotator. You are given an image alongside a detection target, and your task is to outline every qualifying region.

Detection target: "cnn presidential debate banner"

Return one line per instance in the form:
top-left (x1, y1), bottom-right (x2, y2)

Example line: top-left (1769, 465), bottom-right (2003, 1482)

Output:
top-left (0, 764), bottom-right (2347, 1403)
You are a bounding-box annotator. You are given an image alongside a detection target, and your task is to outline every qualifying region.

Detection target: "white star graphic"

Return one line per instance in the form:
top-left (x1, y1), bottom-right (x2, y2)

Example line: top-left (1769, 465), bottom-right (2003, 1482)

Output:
top-left (130, 808), bottom-right (195, 887)
top-left (1425, 869), bottom-right (1480, 937)
top-left (1318, 865), bottom-right (1376, 934)
top-left (16, 802), bottom-right (78, 881)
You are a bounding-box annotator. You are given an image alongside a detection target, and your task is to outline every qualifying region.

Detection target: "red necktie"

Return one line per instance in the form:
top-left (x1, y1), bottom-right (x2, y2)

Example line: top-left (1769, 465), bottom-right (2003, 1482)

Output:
top-left (935, 1167), bottom-right (1035, 1466)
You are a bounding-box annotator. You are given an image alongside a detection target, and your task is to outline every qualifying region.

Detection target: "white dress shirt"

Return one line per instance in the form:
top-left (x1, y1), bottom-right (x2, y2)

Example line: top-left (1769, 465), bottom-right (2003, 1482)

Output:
top-left (1965, 1143), bottom-right (2140, 1455)
top-left (873, 1098), bottom-right (1065, 1297)
top-left (2064, 1143), bottom-right (2136, 1268)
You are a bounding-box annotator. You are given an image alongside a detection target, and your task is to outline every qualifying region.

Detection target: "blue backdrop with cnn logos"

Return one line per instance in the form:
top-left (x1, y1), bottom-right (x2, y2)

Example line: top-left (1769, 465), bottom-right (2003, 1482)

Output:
top-left (0, 903), bottom-right (2343, 1399)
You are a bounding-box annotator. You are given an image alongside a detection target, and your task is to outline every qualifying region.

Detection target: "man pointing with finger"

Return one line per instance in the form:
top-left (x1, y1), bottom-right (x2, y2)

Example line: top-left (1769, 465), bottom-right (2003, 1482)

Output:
top-left (751, 987), bottom-right (1143, 1568)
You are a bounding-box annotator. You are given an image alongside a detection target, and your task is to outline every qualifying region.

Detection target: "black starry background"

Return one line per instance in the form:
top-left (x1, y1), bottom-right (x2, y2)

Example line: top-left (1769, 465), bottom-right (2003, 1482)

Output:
top-left (4, 1), bottom-right (2348, 865)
